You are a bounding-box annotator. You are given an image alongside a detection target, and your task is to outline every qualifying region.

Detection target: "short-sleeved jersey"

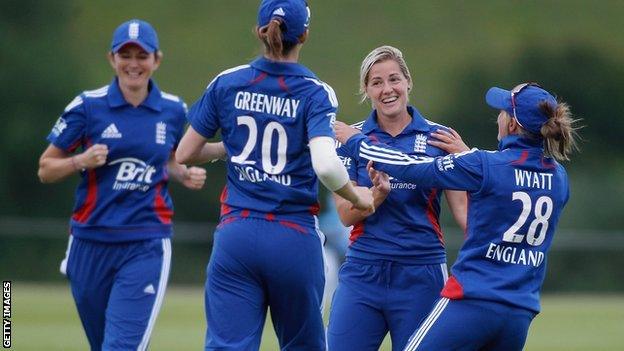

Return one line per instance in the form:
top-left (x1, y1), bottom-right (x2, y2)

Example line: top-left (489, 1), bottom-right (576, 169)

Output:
top-left (344, 134), bottom-right (569, 313)
top-left (188, 57), bottom-right (338, 226)
top-left (47, 78), bottom-right (187, 242)
top-left (336, 106), bottom-right (450, 264)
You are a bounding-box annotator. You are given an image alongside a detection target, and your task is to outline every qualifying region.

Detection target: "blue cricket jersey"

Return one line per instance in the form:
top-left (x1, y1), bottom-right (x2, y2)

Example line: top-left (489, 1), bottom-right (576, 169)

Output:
top-left (188, 57), bottom-right (338, 227)
top-left (344, 133), bottom-right (569, 313)
top-left (47, 78), bottom-right (187, 242)
top-left (336, 106), bottom-right (450, 264)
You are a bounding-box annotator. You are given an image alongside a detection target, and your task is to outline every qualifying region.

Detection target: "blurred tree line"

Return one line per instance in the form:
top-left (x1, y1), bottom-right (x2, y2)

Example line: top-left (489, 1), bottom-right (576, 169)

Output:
top-left (1, 0), bottom-right (622, 231)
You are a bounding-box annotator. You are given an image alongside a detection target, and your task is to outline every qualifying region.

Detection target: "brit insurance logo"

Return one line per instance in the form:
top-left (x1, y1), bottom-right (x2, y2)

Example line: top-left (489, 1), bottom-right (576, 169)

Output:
top-left (109, 157), bottom-right (156, 192)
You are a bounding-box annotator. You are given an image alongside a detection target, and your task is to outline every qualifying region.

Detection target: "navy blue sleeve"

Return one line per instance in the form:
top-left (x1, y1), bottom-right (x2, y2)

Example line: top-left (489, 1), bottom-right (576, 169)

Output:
top-left (188, 81), bottom-right (220, 139)
top-left (305, 81), bottom-right (338, 140)
top-left (46, 95), bottom-right (86, 152)
top-left (345, 134), bottom-right (484, 192)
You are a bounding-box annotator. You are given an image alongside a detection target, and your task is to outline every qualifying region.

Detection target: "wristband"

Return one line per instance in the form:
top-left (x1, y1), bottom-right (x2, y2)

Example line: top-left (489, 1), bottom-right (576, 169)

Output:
top-left (71, 156), bottom-right (85, 172)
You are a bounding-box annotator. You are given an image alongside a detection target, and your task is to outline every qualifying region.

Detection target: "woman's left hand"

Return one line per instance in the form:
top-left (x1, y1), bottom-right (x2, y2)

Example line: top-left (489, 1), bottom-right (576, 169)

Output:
top-left (334, 121), bottom-right (361, 144)
top-left (428, 128), bottom-right (470, 154)
top-left (183, 166), bottom-right (207, 190)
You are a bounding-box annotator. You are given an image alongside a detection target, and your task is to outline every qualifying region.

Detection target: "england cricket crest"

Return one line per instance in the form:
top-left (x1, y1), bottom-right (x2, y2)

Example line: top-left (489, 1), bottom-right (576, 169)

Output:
top-left (414, 134), bottom-right (427, 153)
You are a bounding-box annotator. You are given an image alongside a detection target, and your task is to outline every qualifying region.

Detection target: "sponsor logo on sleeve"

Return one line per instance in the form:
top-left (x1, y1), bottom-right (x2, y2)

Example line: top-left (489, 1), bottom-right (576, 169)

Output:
top-left (51, 117), bottom-right (68, 137)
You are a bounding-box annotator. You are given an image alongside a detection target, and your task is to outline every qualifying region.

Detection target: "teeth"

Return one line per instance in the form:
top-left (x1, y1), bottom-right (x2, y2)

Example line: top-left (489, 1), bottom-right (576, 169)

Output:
top-left (382, 97), bottom-right (398, 103)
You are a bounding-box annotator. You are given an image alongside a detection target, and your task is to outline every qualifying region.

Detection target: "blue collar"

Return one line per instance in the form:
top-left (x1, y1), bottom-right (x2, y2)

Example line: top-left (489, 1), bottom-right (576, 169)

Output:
top-left (498, 134), bottom-right (544, 151)
top-left (107, 77), bottom-right (163, 112)
top-left (250, 56), bottom-right (318, 78)
top-left (362, 105), bottom-right (431, 135)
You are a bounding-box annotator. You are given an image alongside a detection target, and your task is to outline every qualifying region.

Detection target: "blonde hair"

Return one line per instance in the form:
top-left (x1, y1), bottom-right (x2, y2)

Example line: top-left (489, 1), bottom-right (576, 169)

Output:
top-left (538, 101), bottom-right (581, 161)
top-left (359, 45), bottom-right (413, 103)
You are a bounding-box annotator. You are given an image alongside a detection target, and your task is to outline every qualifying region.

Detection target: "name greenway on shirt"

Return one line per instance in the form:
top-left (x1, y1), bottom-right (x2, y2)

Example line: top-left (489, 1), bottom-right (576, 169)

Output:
top-left (228, 91), bottom-right (315, 187)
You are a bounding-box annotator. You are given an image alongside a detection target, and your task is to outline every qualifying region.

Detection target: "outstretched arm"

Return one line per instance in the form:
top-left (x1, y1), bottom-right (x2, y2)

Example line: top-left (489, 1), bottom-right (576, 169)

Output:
top-left (175, 126), bottom-right (226, 165)
top-left (309, 136), bottom-right (375, 215)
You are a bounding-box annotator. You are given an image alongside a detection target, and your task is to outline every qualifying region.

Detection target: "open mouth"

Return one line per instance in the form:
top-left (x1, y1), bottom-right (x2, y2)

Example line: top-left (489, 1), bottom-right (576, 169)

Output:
top-left (381, 96), bottom-right (398, 104)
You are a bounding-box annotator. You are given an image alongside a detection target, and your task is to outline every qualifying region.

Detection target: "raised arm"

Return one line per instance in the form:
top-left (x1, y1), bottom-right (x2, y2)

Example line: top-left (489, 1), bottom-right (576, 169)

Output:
top-left (38, 143), bottom-right (108, 183)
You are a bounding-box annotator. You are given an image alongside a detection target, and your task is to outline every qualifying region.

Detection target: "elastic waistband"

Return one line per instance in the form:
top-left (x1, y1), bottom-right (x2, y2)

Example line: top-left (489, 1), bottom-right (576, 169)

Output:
top-left (221, 208), bottom-right (317, 227)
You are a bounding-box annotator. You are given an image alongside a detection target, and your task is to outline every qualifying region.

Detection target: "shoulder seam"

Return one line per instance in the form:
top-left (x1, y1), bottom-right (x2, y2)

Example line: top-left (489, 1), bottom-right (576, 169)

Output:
top-left (206, 64), bottom-right (251, 89)
top-left (302, 77), bottom-right (338, 108)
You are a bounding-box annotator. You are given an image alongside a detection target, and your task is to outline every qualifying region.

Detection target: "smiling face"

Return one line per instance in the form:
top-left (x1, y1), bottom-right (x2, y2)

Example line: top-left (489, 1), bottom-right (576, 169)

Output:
top-left (108, 44), bottom-right (160, 92)
top-left (365, 59), bottom-right (411, 121)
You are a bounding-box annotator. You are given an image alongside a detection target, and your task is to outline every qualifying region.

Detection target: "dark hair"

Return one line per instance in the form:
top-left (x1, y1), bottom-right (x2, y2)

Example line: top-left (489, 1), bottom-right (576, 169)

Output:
top-left (538, 100), bottom-right (581, 161)
top-left (256, 19), bottom-right (297, 59)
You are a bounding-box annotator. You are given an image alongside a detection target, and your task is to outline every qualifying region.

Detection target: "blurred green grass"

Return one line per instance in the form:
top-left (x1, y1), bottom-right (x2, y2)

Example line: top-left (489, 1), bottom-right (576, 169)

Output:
top-left (11, 283), bottom-right (624, 350)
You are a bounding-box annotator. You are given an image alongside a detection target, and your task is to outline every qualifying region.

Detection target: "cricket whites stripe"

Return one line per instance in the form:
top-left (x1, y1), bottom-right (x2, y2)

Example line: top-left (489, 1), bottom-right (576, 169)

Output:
top-left (59, 235), bottom-right (74, 275)
top-left (440, 263), bottom-right (448, 283)
top-left (137, 238), bottom-right (171, 351)
top-left (303, 77), bottom-right (338, 108)
top-left (404, 298), bottom-right (449, 351)
top-left (313, 215), bottom-right (328, 314)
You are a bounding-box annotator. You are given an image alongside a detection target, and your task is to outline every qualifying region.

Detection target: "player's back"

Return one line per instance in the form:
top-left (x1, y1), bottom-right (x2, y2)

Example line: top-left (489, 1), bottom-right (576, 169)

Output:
top-left (443, 136), bottom-right (569, 313)
top-left (190, 57), bottom-right (338, 225)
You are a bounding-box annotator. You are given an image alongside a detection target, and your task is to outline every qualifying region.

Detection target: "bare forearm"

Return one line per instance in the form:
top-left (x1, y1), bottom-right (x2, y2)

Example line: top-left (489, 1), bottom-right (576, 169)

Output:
top-left (38, 154), bottom-right (84, 183)
top-left (177, 142), bottom-right (225, 165)
top-left (334, 186), bottom-right (387, 226)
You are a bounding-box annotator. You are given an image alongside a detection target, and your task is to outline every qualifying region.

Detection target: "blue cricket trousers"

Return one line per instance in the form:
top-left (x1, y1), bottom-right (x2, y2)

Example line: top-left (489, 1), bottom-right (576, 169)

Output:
top-left (327, 257), bottom-right (448, 351)
top-left (403, 298), bottom-right (536, 351)
top-left (205, 217), bottom-right (326, 351)
top-left (62, 236), bottom-right (171, 351)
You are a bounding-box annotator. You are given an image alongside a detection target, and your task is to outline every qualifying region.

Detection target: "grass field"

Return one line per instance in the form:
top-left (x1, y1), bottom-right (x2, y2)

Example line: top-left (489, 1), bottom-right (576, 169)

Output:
top-left (10, 283), bottom-right (624, 350)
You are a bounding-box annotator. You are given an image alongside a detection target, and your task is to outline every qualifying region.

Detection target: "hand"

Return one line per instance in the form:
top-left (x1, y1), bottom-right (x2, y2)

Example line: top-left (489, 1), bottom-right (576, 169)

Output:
top-left (75, 144), bottom-right (108, 169)
top-left (428, 128), bottom-right (470, 154)
top-left (351, 185), bottom-right (375, 215)
top-left (367, 161), bottom-right (390, 196)
top-left (182, 166), bottom-right (207, 190)
top-left (334, 121), bottom-right (362, 144)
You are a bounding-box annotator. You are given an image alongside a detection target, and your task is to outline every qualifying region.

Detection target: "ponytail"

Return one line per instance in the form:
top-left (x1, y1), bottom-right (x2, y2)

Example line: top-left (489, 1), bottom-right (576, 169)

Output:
top-left (256, 19), bottom-right (298, 59)
top-left (539, 101), bottom-right (581, 161)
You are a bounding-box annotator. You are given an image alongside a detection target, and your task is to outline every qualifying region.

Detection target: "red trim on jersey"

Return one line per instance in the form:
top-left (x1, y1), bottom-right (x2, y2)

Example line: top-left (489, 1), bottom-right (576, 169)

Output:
top-left (68, 138), bottom-right (83, 153)
top-left (541, 156), bottom-right (556, 169)
top-left (309, 202), bottom-right (320, 216)
top-left (279, 220), bottom-right (308, 234)
top-left (217, 216), bottom-right (240, 229)
top-left (250, 72), bottom-right (268, 85)
top-left (349, 222), bottom-right (365, 245)
top-left (441, 276), bottom-right (464, 299)
top-left (278, 76), bottom-right (290, 93)
top-left (511, 150), bottom-right (529, 165)
top-left (72, 168), bottom-right (98, 223)
top-left (219, 186), bottom-right (231, 216)
top-left (425, 188), bottom-right (445, 245)
top-left (154, 182), bottom-right (173, 224)
top-left (241, 209), bottom-right (250, 218)
top-left (266, 213), bottom-right (275, 221)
